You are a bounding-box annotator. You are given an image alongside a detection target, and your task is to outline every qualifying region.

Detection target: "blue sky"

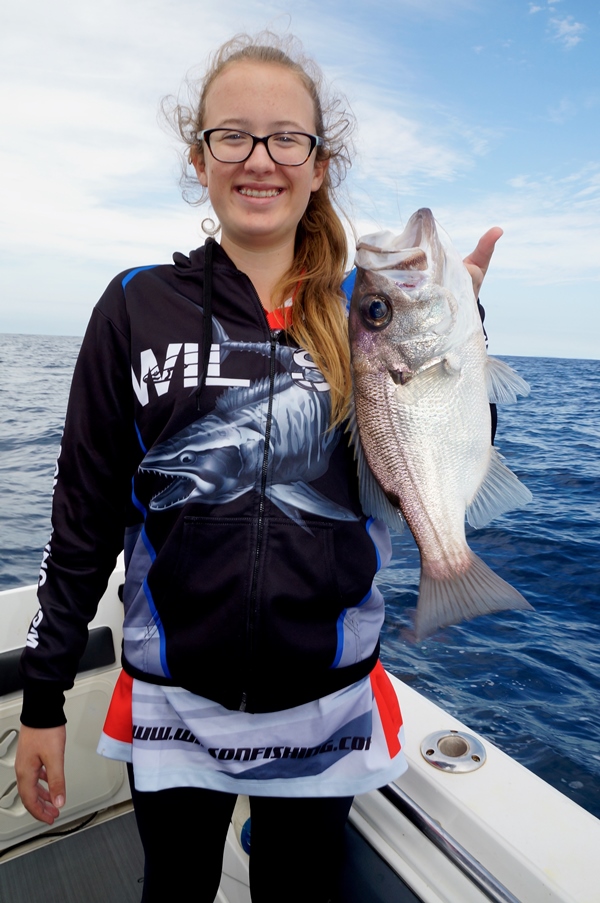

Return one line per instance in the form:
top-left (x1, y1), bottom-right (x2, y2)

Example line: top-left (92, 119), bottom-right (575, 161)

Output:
top-left (1, 0), bottom-right (598, 358)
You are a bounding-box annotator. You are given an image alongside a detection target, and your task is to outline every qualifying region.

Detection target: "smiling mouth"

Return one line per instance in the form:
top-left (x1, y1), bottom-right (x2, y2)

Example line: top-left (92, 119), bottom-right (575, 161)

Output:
top-left (238, 187), bottom-right (283, 198)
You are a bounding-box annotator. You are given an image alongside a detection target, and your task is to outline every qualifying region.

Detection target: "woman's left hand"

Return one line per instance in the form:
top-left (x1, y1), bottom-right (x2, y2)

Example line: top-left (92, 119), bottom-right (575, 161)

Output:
top-left (463, 227), bottom-right (503, 298)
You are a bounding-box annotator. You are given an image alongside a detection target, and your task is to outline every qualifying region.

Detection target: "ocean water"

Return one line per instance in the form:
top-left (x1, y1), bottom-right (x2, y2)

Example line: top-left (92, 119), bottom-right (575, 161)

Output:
top-left (1, 334), bottom-right (599, 819)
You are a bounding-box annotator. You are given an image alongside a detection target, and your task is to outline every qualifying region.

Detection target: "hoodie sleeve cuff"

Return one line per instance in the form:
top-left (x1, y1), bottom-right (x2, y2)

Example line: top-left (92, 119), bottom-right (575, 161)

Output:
top-left (20, 682), bottom-right (67, 728)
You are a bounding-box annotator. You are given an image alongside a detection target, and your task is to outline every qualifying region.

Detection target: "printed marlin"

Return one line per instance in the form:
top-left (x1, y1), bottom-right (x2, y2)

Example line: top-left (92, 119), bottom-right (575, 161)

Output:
top-left (139, 331), bottom-right (358, 530)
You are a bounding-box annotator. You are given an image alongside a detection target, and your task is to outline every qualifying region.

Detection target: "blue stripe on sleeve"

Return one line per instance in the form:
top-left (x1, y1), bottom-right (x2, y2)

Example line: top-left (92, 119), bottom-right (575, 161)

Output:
top-left (122, 265), bottom-right (158, 289)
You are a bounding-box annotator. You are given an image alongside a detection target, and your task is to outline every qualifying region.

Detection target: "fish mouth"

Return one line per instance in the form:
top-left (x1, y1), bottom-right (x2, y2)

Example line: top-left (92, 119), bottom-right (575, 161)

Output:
top-left (151, 476), bottom-right (197, 509)
top-left (139, 467), bottom-right (199, 510)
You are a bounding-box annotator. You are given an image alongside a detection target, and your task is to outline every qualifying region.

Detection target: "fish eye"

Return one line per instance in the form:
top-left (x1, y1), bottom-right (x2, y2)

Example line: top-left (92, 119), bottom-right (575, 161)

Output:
top-left (360, 295), bottom-right (393, 329)
top-left (180, 452), bottom-right (197, 464)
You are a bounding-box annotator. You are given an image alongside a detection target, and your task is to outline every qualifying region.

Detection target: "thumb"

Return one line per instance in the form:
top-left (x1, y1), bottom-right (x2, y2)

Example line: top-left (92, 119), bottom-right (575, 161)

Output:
top-left (464, 226), bottom-right (503, 277)
top-left (463, 227), bottom-right (503, 299)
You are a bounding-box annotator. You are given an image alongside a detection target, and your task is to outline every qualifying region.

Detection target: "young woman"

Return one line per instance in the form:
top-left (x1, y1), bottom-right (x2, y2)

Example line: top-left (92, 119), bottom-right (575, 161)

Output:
top-left (15, 33), bottom-right (500, 903)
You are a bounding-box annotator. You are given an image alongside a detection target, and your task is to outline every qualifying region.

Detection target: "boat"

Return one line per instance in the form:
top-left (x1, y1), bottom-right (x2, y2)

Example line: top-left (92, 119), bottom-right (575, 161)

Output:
top-left (1, 565), bottom-right (598, 902)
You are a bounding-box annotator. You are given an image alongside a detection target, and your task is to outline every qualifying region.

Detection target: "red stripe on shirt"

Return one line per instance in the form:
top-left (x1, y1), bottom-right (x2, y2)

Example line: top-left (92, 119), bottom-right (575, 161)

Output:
top-left (370, 660), bottom-right (403, 758)
top-left (103, 669), bottom-right (134, 743)
top-left (265, 305), bottom-right (292, 330)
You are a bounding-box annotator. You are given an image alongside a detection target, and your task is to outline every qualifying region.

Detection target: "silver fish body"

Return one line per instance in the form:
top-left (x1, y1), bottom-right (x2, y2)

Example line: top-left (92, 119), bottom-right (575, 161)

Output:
top-left (348, 208), bottom-right (533, 639)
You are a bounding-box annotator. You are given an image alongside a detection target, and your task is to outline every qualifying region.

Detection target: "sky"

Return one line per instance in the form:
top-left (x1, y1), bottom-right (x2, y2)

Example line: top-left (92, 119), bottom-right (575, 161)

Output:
top-left (1, 0), bottom-right (598, 359)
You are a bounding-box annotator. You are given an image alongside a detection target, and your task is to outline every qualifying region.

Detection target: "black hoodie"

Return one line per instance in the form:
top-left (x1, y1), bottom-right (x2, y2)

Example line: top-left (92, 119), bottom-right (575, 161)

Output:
top-left (20, 243), bottom-right (388, 727)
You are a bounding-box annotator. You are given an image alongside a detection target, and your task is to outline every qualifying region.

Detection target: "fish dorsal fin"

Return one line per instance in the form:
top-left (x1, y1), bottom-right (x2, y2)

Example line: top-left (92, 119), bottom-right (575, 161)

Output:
top-left (211, 316), bottom-right (230, 352)
top-left (215, 373), bottom-right (291, 414)
top-left (486, 357), bottom-right (530, 404)
top-left (467, 447), bottom-right (532, 528)
top-left (347, 400), bottom-right (405, 533)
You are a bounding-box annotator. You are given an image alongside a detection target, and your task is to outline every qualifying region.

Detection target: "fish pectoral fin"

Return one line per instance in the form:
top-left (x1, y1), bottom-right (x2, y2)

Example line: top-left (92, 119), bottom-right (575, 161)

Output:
top-left (394, 358), bottom-right (458, 404)
top-left (346, 400), bottom-right (405, 533)
top-left (486, 357), bottom-right (530, 404)
top-left (346, 395), bottom-right (362, 452)
top-left (266, 482), bottom-right (359, 529)
top-left (357, 456), bottom-right (405, 534)
top-left (414, 551), bottom-right (533, 640)
top-left (467, 447), bottom-right (532, 528)
top-left (266, 489), bottom-right (312, 534)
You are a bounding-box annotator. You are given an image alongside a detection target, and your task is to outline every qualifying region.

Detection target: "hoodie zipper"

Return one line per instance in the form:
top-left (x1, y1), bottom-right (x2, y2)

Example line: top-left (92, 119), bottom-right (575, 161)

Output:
top-left (239, 328), bottom-right (278, 712)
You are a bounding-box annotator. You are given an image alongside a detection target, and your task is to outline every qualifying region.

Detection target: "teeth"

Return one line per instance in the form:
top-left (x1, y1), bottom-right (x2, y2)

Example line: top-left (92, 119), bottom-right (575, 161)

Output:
top-left (239, 188), bottom-right (282, 198)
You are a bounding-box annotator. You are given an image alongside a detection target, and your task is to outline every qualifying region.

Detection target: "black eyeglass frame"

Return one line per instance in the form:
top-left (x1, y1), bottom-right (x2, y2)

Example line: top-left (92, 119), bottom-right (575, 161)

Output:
top-left (198, 129), bottom-right (324, 166)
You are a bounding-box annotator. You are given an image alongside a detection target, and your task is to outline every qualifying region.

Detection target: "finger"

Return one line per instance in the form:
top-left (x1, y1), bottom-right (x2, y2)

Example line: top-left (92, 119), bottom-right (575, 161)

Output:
top-left (34, 788), bottom-right (62, 824)
top-left (34, 779), bottom-right (53, 804)
top-left (34, 801), bottom-right (61, 824)
top-left (18, 777), bottom-right (61, 824)
top-left (464, 226), bottom-right (503, 278)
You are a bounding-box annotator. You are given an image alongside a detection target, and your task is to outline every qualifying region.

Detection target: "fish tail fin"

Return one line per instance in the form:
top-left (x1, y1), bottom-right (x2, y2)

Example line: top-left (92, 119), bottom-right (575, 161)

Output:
top-left (414, 551), bottom-right (533, 640)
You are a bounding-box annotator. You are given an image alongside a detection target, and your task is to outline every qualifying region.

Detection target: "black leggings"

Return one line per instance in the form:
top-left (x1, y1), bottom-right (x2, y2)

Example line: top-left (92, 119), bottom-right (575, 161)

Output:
top-left (128, 766), bottom-right (353, 903)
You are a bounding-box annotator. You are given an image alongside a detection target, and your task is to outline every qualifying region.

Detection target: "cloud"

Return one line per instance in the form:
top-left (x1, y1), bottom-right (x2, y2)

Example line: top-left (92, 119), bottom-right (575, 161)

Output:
top-left (549, 16), bottom-right (586, 49)
top-left (546, 97), bottom-right (577, 124)
top-left (527, 5), bottom-right (586, 52)
top-left (352, 102), bottom-right (472, 183)
top-left (336, 88), bottom-right (504, 233)
top-left (449, 165), bottom-right (600, 285)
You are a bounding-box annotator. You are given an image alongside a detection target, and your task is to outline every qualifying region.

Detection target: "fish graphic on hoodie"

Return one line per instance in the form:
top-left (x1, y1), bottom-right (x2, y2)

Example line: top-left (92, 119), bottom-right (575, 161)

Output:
top-left (139, 333), bottom-right (358, 529)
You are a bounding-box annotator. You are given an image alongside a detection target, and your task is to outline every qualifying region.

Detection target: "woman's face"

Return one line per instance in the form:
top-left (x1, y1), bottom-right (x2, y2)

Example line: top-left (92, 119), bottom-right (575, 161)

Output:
top-left (194, 61), bottom-right (327, 257)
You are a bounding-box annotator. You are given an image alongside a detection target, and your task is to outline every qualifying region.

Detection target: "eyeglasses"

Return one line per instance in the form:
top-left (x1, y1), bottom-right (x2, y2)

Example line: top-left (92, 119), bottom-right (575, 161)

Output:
top-left (199, 129), bottom-right (323, 166)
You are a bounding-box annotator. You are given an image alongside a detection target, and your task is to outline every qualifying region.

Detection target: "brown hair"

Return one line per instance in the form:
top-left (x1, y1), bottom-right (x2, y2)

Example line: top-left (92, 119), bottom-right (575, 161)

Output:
top-left (165, 32), bottom-right (355, 423)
